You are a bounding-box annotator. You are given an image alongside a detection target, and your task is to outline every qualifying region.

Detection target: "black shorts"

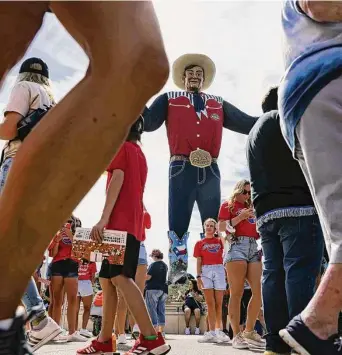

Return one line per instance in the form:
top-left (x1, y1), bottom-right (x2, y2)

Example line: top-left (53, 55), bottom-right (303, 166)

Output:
top-left (99, 234), bottom-right (140, 280)
top-left (51, 259), bottom-right (78, 278)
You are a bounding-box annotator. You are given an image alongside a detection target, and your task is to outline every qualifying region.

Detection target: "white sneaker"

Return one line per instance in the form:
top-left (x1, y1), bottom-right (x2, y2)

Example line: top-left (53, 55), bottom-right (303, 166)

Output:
top-left (67, 331), bottom-right (88, 342)
top-left (243, 330), bottom-right (266, 348)
top-left (215, 329), bottom-right (230, 343)
top-left (232, 333), bottom-right (249, 349)
top-left (185, 327), bottom-right (191, 335)
top-left (194, 327), bottom-right (200, 335)
top-left (198, 331), bottom-right (218, 343)
top-left (27, 316), bottom-right (62, 351)
top-left (79, 328), bottom-right (93, 338)
top-left (117, 333), bottom-right (127, 344)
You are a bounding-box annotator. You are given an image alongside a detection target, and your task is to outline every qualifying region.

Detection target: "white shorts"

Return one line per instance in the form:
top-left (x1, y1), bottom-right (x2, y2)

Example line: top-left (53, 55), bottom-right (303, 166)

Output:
top-left (201, 264), bottom-right (226, 291)
top-left (78, 279), bottom-right (93, 297)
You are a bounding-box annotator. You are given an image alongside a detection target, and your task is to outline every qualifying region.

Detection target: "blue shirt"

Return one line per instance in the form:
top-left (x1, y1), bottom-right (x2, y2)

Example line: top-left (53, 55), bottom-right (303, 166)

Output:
top-left (279, 1), bottom-right (342, 152)
top-left (145, 260), bottom-right (168, 294)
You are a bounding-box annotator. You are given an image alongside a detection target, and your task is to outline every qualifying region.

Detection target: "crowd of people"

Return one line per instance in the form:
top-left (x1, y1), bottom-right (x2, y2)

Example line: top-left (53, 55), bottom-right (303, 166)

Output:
top-left (0, 2), bottom-right (341, 355)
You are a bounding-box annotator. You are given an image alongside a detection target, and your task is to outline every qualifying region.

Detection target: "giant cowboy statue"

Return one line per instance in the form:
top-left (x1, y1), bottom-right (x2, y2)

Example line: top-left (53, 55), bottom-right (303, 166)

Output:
top-left (142, 54), bottom-right (258, 282)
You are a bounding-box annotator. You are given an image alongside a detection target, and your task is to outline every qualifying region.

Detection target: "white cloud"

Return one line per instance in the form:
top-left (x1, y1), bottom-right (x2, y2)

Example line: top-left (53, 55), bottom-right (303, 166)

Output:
top-left (0, 1), bottom-right (283, 276)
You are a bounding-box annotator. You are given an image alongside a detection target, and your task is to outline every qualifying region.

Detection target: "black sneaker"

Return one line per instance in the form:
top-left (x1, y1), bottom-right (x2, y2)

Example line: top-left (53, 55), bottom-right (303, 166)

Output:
top-left (0, 307), bottom-right (33, 355)
top-left (279, 315), bottom-right (342, 355)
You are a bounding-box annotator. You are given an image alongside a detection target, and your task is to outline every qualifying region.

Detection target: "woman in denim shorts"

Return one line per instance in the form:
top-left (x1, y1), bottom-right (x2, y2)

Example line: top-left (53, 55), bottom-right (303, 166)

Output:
top-left (194, 218), bottom-right (230, 344)
top-left (218, 180), bottom-right (264, 350)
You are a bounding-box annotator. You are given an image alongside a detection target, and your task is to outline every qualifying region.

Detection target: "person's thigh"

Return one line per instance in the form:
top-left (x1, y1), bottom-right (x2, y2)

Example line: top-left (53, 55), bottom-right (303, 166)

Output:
top-left (0, 1), bottom-right (168, 315)
top-left (0, 2), bottom-right (48, 86)
top-left (135, 264), bottom-right (147, 295)
top-left (281, 216), bottom-right (324, 318)
top-left (226, 261), bottom-right (247, 297)
top-left (295, 75), bottom-right (342, 264)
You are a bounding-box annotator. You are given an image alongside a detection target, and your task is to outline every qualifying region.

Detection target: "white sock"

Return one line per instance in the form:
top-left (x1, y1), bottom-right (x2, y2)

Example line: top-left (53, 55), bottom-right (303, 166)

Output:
top-left (210, 330), bottom-right (216, 336)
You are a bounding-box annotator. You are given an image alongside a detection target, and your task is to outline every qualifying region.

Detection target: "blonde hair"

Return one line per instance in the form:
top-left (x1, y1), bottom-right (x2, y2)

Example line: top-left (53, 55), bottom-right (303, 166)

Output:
top-left (227, 179), bottom-right (251, 208)
top-left (17, 72), bottom-right (56, 105)
top-left (203, 218), bottom-right (217, 229)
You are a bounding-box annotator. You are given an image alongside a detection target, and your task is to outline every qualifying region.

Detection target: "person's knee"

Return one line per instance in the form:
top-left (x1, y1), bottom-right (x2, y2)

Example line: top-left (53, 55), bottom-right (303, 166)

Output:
top-left (194, 309), bottom-right (201, 317)
top-left (184, 308), bottom-right (191, 316)
top-left (83, 304), bottom-right (91, 312)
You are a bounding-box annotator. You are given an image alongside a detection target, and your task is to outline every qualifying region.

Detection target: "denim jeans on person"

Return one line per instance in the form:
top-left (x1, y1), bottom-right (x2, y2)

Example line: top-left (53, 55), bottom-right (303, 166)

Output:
top-left (168, 160), bottom-right (221, 238)
top-left (0, 157), bottom-right (46, 316)
top-left (259, 215), bottom-right (324, 353)
top-left (145, 290), bottom-right (168, 327)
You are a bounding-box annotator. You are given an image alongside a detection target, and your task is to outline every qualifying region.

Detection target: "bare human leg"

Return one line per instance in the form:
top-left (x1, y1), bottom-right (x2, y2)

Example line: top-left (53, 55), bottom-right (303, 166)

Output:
top-left (111, 275), bottom-right (155, 337)
top-left (203, 289), bottom-right (216, 332)
top-left (214, 290), bottom-right (224, 330)
top-left (226, 261), bottom-right (247, 337)
top-left (81, 295), bottom-right (93, 330)
top-left (64, 277), bottom-right (78, 334)
top-left (129, 264), bottom-right (147, 328)
top-left (245, 262), bottom-right (262, 332)
top-left (0, 1), bottom-right (168, 320)
top-left (51, 276), bottom-right (64, 325)
top-left (98, 278), bottom-right (117, 343)
top-left (115, 290), bottom-right (128, 335)
top-left (194, 309), bottom-right (201, 328)
top-left (184, 308), bottom-right (191, 328)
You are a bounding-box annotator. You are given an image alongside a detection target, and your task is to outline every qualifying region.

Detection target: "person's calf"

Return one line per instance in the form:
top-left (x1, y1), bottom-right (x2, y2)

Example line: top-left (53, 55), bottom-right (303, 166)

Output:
top-left (111, 275), bottom-right (156, 338)
top-left (301, 264), bottom-right (342, 339)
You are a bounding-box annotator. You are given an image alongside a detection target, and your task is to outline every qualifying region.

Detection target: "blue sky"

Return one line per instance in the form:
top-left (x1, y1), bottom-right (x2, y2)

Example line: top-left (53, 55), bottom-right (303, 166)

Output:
top-left (0, 1), bottom-right (284, 275)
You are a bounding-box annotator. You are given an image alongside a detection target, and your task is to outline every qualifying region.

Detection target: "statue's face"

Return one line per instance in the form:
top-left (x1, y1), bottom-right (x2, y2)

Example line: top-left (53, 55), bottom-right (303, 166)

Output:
top-left (183, 66), bottom-right (204, 93)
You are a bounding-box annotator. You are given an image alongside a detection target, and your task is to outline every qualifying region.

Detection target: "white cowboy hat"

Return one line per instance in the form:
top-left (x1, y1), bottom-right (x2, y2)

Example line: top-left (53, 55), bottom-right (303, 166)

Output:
top-left (172, 53), bottom-right (216, 91)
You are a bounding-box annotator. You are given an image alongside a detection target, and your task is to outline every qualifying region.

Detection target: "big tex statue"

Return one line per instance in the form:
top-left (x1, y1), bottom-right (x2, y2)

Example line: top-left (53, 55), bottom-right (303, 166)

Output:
top-left (142, 54), bottom-right (258, 281)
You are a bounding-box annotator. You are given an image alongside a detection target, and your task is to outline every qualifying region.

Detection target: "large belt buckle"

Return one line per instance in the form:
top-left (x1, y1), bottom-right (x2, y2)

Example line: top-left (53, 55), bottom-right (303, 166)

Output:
top-left (189, 149), bottom-right (212, 168)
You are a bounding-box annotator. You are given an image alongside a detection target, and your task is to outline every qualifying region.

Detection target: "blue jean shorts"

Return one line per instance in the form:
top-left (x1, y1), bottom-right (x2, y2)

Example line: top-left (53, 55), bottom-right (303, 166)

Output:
top-left (201, 264), bottom-right (226, 291)
top-left (138, 243), bottom-right (147, 265)
top-left (0, 158), bottom-right (13, 193)
top-left (224, 236), bottom-right (261, 264)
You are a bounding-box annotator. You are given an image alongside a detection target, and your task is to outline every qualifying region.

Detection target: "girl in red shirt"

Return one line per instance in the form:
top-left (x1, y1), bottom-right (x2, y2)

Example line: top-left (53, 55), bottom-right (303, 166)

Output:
top-left (218, 180), bottom-right (264, 350)
top-left (76, 260), bottom-right (97, 338)
top-left (193, 218), bottom-right (230, 344)
top-left (48, 215), bottom-right (87, 342)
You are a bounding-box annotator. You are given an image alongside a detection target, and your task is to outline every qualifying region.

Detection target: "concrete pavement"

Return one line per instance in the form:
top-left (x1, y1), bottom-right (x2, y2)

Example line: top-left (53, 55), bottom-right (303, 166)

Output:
top-left (36, 335), bottom-right (264, 355)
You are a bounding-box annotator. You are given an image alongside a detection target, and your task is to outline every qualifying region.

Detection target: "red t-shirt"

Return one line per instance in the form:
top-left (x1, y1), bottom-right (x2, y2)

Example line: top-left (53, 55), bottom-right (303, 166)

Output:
top-left (193, 237), bottom-right (224, 265)
top-left (78, 262), bottom-right (97, 281)
top-left (218, 201), bottom-right (258, 239)
top-left (49, 225), bottom-right (73, 263)
top-left (141, 210), bottom-right (151, 242)
top-left (106, 142), bottom-right (147, 241)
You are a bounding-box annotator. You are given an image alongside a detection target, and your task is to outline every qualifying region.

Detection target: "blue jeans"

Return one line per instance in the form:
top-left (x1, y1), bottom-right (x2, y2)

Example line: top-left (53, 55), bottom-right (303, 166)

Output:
top-left (145, 290), bottom-right (168, 327)
top-left (259, 215), bottom-right (324, 353)
top-left (168, 160), bottom-right (221, 237)
top-left (0, 158), bottom-right (45, 317)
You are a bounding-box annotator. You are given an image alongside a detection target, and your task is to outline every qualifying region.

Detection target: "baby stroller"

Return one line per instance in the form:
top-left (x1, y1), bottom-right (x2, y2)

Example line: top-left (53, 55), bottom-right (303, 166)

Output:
top-left (90, 291), bottom-right (103, 336)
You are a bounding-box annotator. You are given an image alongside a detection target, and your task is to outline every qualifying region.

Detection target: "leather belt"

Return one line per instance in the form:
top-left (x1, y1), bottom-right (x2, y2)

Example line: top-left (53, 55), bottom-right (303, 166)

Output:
top-left (170, 150), bottom-right (217, 168)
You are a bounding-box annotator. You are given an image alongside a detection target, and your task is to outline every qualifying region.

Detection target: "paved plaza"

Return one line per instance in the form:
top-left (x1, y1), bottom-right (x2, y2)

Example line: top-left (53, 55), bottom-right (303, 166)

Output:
top-left (36, 335), bottom-right (263, 355)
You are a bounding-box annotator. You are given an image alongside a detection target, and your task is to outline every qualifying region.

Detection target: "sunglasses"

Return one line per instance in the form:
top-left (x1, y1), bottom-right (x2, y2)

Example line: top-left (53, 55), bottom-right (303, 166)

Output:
top-left (242, 189), bottom-right (251, 195)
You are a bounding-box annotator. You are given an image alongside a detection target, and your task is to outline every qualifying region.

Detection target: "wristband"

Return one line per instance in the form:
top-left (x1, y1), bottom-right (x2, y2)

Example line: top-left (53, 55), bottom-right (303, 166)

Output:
top-left (196, 275), bottom-right (201, 279)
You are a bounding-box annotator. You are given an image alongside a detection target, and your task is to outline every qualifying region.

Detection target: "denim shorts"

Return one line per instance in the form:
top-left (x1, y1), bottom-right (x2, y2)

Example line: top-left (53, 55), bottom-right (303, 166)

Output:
top-left (138, 242), bottom-right (147, 265)
top-left (224, 236), bottom-right (261, 264)
top-left (78, 279), bottom-right (93, 297)
top-left (0, 158), bottom-right (13, 193)
top-left (50, 259), bottom-right (79, 278)
top-left (201, 264), bottom-right (226, 290)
